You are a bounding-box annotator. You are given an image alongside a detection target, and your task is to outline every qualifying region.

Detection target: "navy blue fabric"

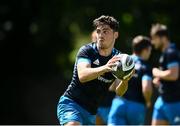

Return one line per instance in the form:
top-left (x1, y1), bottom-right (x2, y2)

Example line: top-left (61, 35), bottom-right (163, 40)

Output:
top-left (158, 43), bottom-right (180, 102)
top-left (63, 42), bottom-right (120, 114)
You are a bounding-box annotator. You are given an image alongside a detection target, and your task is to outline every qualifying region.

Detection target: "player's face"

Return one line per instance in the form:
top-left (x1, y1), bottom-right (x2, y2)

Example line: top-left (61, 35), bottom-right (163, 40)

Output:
top-left (151, 35), bottom-right (163, 50)
top-left (96, 25), bottom-right (118, 49)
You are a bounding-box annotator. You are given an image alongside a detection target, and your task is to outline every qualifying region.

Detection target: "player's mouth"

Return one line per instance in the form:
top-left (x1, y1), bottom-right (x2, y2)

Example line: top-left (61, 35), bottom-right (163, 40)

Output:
top-left (99, 38), bottom-right (104, 42)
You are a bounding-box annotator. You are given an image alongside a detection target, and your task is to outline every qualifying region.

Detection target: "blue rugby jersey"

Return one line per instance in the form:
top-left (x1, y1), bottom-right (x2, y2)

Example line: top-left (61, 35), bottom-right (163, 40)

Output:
top-left (158, 43), bottom-right (180, 102)
top-left (64, 42), bottom-right (120, 114)
top-left (123, 55), bottom-right (152, 104)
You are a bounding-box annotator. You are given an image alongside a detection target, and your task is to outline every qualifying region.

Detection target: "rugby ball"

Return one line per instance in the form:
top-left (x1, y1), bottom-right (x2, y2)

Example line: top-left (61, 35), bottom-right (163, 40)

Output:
top-left (112, 54), bottom-right (135, 79)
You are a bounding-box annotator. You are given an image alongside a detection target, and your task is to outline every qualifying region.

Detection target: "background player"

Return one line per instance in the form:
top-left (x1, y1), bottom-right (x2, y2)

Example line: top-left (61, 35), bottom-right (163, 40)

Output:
top-left (150, 23), bottom-right (180, 125)
top-left (57, 15), bottom-right (134, 125)
top-left (108, 35), bottom-right (153, 125)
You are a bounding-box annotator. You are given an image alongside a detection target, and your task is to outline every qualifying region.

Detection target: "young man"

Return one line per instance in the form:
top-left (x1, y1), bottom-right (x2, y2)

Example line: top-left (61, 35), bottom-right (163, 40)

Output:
top-left (108, 35), bottom-right (153, 125)
top-left (150, 23), bottom-right (180, 125)
top-left (57, 15), bottom-right (133, 125)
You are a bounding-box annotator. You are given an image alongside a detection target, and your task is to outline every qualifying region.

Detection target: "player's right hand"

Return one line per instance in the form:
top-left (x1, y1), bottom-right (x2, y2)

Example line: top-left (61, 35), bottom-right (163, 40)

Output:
top-left (153, 77), bottom-right (161, 87)
top-left (104, 56), bottom-right (121, 72)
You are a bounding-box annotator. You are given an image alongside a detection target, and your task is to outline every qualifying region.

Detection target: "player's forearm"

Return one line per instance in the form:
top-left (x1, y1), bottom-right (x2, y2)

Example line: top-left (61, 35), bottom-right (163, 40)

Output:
top-left (115, 80), bottom-right (128, 96)
top-left (78, 65), bottom-right (108, 83)
top-left (142, 80), bottom-right (152, 107)
top-left (156, 69), bottom-right (178, 81)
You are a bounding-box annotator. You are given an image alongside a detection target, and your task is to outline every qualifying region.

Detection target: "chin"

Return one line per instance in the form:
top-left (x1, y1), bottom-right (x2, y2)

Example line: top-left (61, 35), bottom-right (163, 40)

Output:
top-left (98, 42), bottom-right (104, 48)
top-left (99, 45), bottom-right (106, 49)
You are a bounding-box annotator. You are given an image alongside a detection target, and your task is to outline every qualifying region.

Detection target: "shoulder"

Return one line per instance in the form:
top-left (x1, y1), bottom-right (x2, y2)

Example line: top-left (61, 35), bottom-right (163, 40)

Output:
top-left (164, 45), bottom-right (180, 63)
top-left (166, 44), bottom-right (179, 56)
top-left (136, 59), bottom-right (151, 71)
top-left (77, 42), bottom-right (97, 59)
top-left (78, 42), bottom-right (95, 53)
top-left (112, 48), bottom-right (121, 56)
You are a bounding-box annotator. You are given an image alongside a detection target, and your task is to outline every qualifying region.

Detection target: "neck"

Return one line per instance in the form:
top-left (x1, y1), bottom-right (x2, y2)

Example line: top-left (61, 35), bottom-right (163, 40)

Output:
top-left (162, 41), bottom-right (170, 52)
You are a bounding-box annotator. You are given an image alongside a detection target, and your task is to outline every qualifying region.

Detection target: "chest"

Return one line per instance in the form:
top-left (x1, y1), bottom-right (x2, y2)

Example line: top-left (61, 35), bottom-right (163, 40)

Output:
top-left (91, 55), bottom-right (111, 68)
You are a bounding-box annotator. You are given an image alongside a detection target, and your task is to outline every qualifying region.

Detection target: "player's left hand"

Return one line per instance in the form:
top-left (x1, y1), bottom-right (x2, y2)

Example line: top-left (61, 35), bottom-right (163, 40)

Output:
top-left (153, 77), bottom-right (161, 87)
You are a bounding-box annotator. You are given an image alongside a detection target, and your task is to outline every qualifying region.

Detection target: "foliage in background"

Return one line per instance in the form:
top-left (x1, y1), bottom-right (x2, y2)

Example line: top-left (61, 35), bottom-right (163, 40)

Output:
top-left (0, 0), bottom-right (179, 124)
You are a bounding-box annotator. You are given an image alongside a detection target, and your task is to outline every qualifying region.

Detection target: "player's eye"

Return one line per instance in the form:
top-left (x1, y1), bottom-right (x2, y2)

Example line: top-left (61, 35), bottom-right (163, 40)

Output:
top-left (96, 29), bottom-right (101, 34)
top-left (103, 30), bottom-right (108, 34)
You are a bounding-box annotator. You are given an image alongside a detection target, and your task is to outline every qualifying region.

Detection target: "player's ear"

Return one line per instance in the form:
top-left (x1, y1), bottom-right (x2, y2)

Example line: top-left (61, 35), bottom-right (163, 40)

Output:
top-left (114, 32), bottom-right (119, 39)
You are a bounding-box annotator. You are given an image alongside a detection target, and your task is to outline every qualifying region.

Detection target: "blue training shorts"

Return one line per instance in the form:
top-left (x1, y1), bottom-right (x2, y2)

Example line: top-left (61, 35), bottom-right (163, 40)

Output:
top-left (57, 95), bottom-right (96, 125)
top-left (108, 96), bottom-right (146, 125)
top-left (97, 106), bottom-right (111, 124)
top-left (152, 96), bottom-right (180, 125)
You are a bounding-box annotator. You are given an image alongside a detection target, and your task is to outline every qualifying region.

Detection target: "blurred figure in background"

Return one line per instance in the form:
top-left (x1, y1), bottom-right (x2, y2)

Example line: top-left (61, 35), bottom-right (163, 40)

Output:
top-left (150, 23), bottom-right (180, 125)
top-left (108, 35), bottom-right (153, 125)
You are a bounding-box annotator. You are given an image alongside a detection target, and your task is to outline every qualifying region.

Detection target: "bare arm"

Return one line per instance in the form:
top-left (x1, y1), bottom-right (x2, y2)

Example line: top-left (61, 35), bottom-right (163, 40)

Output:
top-left (109, 79), bottom-right (129, 96)
top-left (77, 56), bottom-right (120, 83)
top-left (115, 79), bottom-right (129, 96)
top-left (152, 66), bottom-right (179, 81)
top-left (142, 79), bottom-right (152, 108)
top-left (113, 69), bottom-right (135, 96)
top-left (77, 62), bottom-right (111, 83)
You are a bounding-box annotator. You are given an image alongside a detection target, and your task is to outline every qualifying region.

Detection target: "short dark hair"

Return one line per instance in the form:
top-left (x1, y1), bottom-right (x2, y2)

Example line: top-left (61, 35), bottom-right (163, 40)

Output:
top-left (93, 15), bottom-right (119, 32)
top-left (150, 23), bottom-right (169, 39)
top-left (132, 35), bottom-right (151, 54)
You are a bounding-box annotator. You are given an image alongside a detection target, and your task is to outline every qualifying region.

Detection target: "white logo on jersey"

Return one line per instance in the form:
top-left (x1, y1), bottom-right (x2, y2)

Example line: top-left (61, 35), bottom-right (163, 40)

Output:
top-left (65, 112), bottom-right (73, 118)
top-left (98, 76), bottom-right (113, 83)
top-left (93, 59), bottom-right (100, 65)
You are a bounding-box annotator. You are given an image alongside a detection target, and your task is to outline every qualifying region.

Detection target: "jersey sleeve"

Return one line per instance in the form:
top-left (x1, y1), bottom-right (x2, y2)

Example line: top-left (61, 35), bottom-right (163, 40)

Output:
top-left (76, 45), bottom-right (92, 64)
top-left (166, 49), bottom-right (179, 69)
top-left (142, 64), bottom-right (152, 81)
